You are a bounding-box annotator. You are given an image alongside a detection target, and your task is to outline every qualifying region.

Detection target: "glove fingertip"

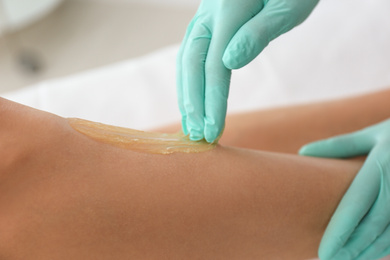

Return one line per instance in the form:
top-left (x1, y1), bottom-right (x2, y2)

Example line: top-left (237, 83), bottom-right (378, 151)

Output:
top-left (204, 129), bottom-right (218, 143)
top-left (189, 130), bottom-right (204, 141)
top-left (298, 142), bottom-right (323, 156)
top-left (222, 46), bottom-right (243, 70)
top-left (318, 236), bottom-right (342, 260)
top-left (204, 122), bottom-right (222, 143)
top-left (298, 145), bottom-right (309, 155)
top-left (223, 32), bottom-right (260, 70)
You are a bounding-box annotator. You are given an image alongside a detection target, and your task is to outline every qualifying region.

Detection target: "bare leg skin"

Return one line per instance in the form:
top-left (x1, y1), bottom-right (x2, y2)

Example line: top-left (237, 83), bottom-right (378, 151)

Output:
top-left (0, 89), bottom-right (388, 259)
top-left (221, 89), bottom-right (390, 153)
top-left (158, 88), bottom-right (390, 153)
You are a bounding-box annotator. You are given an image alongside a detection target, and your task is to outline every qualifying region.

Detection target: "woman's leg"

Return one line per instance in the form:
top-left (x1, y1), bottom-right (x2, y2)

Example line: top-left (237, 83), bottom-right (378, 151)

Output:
top-left (158, 88), bottom-right (390, 153)
top-left (0, 96), bottom-right (370, 259)
top-left (221, 88), bottom-right (390, 153)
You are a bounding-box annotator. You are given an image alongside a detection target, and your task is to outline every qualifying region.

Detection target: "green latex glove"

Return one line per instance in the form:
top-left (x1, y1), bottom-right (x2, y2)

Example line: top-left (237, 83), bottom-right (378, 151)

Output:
top-left (299, 119), bottom-right (390, 260)
top-left (177, 0), bottom-right (319, 142)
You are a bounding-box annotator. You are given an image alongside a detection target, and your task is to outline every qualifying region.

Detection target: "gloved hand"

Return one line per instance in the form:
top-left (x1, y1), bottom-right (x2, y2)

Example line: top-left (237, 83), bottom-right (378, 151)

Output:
top-left (177, 0), bottom-right (319, 142)
top-left (299, 119), bottom-right (390, 260)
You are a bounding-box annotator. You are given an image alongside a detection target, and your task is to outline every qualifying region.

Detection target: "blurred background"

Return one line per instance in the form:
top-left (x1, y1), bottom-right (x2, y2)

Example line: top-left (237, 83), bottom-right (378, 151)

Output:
top-left (0, 0), bottom-right (200, 94)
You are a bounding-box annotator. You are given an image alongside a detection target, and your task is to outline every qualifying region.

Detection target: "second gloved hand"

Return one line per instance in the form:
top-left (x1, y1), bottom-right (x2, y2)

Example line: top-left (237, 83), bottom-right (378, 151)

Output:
top-left (300, 119), bottom-right (390, 260)
top-left (177, 0), bottom-right (319, 142)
